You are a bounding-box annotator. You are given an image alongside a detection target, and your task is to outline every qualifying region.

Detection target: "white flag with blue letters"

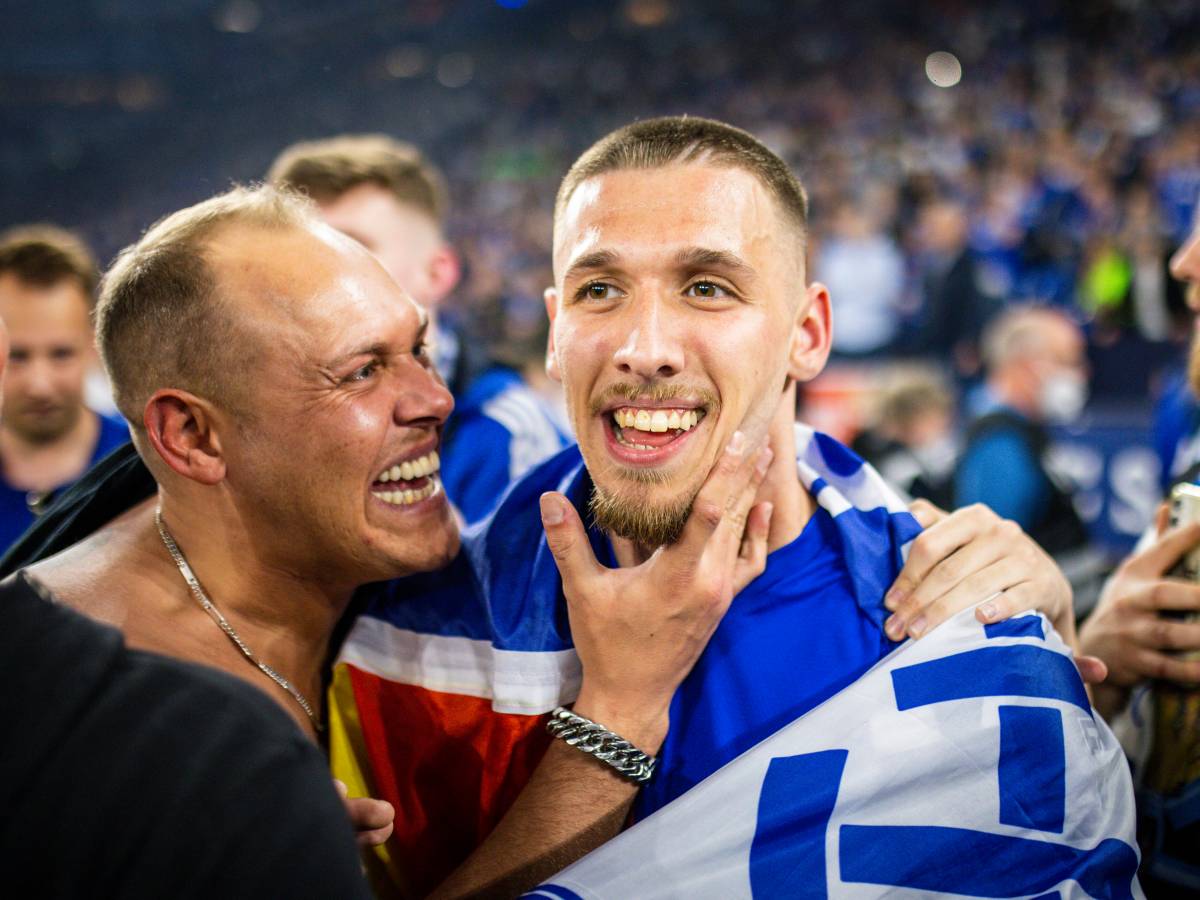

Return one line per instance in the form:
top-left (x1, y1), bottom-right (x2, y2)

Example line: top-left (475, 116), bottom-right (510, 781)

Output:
top-left (525, 609), bottom-right (1142, 899)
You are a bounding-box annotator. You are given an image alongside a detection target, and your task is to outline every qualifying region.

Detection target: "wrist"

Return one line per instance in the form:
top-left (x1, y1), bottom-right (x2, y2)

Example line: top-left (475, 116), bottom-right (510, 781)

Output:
top-left (571, 687), bottom-right (669, 755)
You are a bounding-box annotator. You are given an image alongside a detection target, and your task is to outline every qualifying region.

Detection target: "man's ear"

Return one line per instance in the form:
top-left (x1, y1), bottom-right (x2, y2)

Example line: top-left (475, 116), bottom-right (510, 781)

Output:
top-left (142, 390), bottom-right (227, 486)
top-left (426, 244), bottom-right (461, 305)
top-left (788, 281), bottom-right (833, 383)
top-left (543, 286), bottom-right (561, 383)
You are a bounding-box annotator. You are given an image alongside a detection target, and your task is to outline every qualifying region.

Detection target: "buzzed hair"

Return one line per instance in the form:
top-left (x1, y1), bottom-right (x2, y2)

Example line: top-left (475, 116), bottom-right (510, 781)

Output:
top-left (555, 116), bottom-right (809, 242)
top-left (0, 224), bottom-right (98, 301)
top-left (981, 306), bottom-right (1078, 371)
top-left (268, 134), bottom-right (448, 225)
top-left (97, 184), bottom-right (315, 427)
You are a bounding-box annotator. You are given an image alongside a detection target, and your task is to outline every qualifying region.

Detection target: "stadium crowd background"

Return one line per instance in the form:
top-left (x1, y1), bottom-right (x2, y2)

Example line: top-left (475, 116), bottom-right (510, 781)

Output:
top-left (3, 0), bottom-right (1199, 561)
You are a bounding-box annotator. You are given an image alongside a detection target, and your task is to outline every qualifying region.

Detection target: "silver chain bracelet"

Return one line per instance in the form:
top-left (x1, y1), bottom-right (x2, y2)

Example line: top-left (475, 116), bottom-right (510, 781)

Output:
top-left (546, 706), bottom-right (657, 784)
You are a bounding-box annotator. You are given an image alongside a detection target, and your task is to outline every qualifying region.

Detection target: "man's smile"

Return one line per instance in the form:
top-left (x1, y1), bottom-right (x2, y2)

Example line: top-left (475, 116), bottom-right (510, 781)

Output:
top-left (602, 402), bottom-right (709, 465)
top-left (371, 449), bottom-right (442, 507)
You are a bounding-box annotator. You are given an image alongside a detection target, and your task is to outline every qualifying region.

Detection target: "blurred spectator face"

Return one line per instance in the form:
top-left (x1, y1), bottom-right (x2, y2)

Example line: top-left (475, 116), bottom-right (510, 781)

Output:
top-left (317, 183), bottom-right (457, 311)
top-left (1171, 222), bottom-right (1200, 394)
top-left (0, 273), bottom-right (91, 443)
top-left (1030, 316), bottom-right (1088, 423)
top-left (202, 222), bottom-right (459, 583)
top-left (917, 202), bottom-right (969, 255)
top-left (546, 162), bottom-right (827, 545)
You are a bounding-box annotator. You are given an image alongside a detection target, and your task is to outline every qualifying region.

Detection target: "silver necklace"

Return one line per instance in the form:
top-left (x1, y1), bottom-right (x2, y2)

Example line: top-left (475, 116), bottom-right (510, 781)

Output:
top-left (154, 506), bottom-right (323, 731)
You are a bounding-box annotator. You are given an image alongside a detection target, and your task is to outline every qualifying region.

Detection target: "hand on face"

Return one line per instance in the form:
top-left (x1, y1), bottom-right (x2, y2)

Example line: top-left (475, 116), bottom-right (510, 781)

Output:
top-left (539, 430), bottom-right (774, 753)
top-left (1078, 510), bottom-right (1200, 713)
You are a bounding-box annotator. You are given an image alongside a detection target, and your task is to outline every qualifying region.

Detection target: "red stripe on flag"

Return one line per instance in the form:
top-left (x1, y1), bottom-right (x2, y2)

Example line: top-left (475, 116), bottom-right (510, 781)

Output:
top-left (348, 665), bottom-right (553, 896)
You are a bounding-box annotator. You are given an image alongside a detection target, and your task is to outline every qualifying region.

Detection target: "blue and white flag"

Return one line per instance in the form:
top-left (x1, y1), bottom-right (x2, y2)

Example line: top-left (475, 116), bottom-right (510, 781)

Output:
top-left (527, 609), bottom-right (1142, 899)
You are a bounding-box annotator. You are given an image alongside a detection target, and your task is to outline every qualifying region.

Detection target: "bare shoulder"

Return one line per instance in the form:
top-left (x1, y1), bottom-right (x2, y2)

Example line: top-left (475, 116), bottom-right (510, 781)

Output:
top-left (27, 497), bottom-right (170, 630)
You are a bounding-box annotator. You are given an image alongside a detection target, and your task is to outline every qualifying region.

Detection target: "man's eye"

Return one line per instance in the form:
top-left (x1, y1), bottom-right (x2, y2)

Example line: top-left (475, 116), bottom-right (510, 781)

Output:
top-left (347, 362), bottom-right (379, 382)
top-left (413, 341), bottom-right (430, 360)
top-left (578, 282), bottom-right (622, 302)
top-left (686, 281), bottom-right (729, 300)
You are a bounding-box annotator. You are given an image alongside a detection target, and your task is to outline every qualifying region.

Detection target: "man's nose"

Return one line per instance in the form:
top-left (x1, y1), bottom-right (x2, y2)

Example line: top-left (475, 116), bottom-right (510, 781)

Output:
top-left (394, 362), bottom-right (454, 427)
top-left (611, 297), bottom-right (684, 380)
top-left (23, 358), bottom-right (55, 396)
top-left (1169, 229), bottom-right (1200, 305)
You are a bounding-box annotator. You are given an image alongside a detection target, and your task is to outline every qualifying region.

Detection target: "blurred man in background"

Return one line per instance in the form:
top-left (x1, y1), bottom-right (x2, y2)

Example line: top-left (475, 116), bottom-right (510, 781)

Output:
top-left (851, 365), bottom-right (957, 509)
top-left (910, 198), bottom-right (1004, 380)
top-left (0, 226), bottom-right (127, 552)
top-left (268, 136), bottom-right (568, 522)
top-left (956, 307), bottom-right (1091, 560)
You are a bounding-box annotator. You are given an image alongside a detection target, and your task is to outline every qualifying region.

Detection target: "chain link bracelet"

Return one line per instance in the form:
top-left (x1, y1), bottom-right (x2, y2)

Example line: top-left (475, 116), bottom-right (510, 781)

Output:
top-left (546, 706), bottom-right (657, 784)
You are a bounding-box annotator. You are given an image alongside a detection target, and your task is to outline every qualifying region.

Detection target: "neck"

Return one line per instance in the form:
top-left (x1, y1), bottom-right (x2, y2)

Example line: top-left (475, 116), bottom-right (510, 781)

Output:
top-left (155, 491), bottom-right (355, 707)
top-left (0, 407), bottom-right (98, 491)
top-left (610, 402), bottom-right (814, 568)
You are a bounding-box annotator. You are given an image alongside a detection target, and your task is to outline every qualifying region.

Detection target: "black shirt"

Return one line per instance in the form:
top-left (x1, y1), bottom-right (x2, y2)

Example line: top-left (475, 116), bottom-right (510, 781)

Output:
top-left (0, 572), bottom-right (372, 900)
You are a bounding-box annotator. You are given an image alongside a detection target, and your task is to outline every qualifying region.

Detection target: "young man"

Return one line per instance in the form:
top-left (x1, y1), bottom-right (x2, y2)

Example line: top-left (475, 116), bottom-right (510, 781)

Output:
top-left (268, 136), bottom-right (569, 521)
top-left (0, 226), bottom-right (127, 551)
top-left (330, 118), bottom-right (1123, 895)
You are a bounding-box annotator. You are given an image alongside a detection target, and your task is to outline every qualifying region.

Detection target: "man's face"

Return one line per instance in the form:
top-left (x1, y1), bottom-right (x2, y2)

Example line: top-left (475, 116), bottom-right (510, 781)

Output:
top-left (0, 274), bottom-right (92, 444)
top-left (1171, 225), bottom-right (1200, 394)
top-left (317, 183), bottom-right (448, 310)
top-left (206, 223), bottom-right (459, 583)
top-left (547, 163), bottom-right (823, 546)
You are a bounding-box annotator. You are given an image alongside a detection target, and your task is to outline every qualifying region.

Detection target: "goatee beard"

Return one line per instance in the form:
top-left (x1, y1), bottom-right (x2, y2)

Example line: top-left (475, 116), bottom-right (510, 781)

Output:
top-left (589, 482), bottom-right (695, 549)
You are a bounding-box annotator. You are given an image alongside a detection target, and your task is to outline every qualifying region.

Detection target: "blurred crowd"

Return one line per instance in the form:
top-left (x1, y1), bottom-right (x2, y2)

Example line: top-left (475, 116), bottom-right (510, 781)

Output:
top-left (5, 0), bottom-right (1199, 395)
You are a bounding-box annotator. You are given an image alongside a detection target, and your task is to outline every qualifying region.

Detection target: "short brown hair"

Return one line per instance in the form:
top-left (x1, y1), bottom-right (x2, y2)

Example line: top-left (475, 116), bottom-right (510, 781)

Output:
top-left (97, 184), bottom-right (315, 426)
top-left (0, 224), bottom-right (98, 301)
top-left (268, 134), bottom-right (448, 225)
top-left (556, 116), bottom-right (809, 241)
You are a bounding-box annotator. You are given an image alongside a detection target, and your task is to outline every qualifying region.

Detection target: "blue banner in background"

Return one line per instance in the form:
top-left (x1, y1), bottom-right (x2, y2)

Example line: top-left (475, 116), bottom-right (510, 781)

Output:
top-left (1049, 406), bottom-right (1160, 555)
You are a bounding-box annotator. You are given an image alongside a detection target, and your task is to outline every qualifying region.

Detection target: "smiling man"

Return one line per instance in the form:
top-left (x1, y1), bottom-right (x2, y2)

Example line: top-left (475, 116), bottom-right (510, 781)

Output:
top-left (330, 117), bottom-right (1098, 895)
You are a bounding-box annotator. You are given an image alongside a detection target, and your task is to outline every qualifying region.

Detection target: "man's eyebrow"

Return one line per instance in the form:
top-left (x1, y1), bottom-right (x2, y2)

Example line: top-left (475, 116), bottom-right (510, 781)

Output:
top-left (325, 342), bottom-right (389, 369)
top-left (674, 247), bottom-right (754, 275)
top-left (562, 249), bottom-right (621, 282)
top-left (323, 313), bottom-right (428, 370)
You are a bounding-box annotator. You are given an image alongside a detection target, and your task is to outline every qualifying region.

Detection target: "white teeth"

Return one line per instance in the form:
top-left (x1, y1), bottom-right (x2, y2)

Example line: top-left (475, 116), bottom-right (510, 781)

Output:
top-left (376, 476), bottom-right (440, 506)
top-left (377, 452), bottom-right (441, 485)
top-left (612, 407), bottom-right (703, 434)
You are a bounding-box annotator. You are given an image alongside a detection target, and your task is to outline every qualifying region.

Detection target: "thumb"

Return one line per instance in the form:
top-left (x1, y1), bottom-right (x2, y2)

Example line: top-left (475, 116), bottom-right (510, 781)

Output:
top-left (540, 492), bottom-right (603, 591)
